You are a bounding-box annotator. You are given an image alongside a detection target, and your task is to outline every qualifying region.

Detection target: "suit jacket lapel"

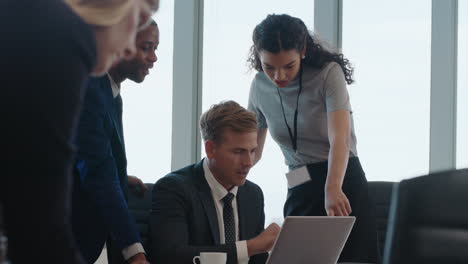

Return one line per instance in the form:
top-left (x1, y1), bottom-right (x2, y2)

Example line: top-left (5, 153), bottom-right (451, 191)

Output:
top-left (194, 161), bottom-right (221, 244)
top-left (110, 114), bottom-right (123, 145)
top-left (111, 95), bottom-right (125, 147)
top-left (101, 76), bottom-right (124, 147)
top-left (237, 186), bottom-right (248, 240)
top-left (105, 81), bottom-right (126, 163)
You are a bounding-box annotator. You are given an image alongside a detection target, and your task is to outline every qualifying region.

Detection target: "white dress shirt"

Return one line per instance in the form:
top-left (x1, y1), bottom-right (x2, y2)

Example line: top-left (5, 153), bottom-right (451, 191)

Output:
top-left (106, 73), bottom-right (145, 260)
top-left (203, 159), bottom-right (249, 264)
top-left (107, 73), bottom-right (121, 98)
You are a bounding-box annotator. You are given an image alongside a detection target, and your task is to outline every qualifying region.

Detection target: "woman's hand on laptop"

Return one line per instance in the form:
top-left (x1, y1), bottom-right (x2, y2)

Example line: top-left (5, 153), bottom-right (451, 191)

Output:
top-left (247, 223), bottom-right (281, 257)
top-left (325, 186), bottom-right (352, 216)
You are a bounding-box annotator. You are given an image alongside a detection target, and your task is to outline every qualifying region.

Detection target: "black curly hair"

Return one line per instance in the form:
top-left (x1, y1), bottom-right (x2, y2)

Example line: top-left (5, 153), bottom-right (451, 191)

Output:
top-left (248, 14), bottom-right (354, 85)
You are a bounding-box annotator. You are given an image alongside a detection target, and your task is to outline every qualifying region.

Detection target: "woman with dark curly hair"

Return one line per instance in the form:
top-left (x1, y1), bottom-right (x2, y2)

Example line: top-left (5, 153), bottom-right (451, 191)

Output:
top-left (248, 14), bottom-right (380, 263)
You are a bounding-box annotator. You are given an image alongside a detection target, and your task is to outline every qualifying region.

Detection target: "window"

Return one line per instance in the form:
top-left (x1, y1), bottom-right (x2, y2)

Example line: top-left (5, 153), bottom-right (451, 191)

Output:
top-left (121, 3), bottom-right (174, 184)
top-left (457, 1), bottom-right (468, 169)
top-left (203, 0), bottom-right (314, 223)
top-left (342, 0), bottom-right (432, 181)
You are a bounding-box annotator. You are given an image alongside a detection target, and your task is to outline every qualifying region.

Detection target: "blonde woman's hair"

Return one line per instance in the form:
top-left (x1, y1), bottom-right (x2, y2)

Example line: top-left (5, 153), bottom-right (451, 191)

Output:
top-left (200, 101), bottom-right (257, 143)
top-left (65, 0), bottom-right (151, 27)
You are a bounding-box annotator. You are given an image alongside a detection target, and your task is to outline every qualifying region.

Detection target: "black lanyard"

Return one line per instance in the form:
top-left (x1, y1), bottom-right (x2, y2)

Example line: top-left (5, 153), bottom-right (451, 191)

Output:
top-left (276, 66), bottom-right (303, 152)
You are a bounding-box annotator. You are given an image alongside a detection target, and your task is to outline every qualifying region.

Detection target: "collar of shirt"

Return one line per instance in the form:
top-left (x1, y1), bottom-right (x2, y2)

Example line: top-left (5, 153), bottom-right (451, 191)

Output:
top-left (107, 73), bottom-right (120, 98)
top-left (202, 158), bottom-right (238, 201)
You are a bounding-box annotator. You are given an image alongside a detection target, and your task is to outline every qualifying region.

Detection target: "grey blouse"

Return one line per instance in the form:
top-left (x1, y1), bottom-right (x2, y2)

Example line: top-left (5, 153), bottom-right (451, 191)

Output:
top-left (248, 62), bottom-right (358, 170)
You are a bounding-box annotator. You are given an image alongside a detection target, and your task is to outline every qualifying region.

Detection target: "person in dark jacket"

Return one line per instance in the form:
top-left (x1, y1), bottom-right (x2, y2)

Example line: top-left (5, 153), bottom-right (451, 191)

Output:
top-left (72, 20), bottom-right (159, 264)
top-left (0, 0), bottom-right (156, 263)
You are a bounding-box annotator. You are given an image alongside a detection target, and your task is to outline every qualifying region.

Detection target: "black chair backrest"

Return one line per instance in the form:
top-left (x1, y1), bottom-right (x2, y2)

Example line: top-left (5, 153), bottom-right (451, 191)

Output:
top-left (0, 203), bottom-right (3, 232)
top-left (367, 181), bottom-right (397, 254)
top-left (383, 169), bottom-right (468, 264)
top-left (127, 183), bottom-right (154, 252)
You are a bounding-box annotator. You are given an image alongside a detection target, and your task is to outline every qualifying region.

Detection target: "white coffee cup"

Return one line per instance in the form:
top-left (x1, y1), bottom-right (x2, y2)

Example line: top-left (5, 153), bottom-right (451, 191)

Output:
top-left (192, 252), bottom-right (227, 264)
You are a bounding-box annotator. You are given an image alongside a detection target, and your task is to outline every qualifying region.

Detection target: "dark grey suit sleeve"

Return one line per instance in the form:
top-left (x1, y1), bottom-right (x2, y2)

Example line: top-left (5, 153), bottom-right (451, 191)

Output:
top-left (150, 176), bottom-right (238, 264)
top-left (249, 185), bottom-right (269, 264)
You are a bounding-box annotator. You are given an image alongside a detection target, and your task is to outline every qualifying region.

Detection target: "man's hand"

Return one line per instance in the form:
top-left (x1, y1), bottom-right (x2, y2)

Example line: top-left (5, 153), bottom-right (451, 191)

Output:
top-left (127, 252), bottom-right (149, 264)
top-left (325, 185), bottom-right (352, 216)
top-left (247, 223), bottom-right (281, 257)
top-left (128, 175), bottom-right (148, 197)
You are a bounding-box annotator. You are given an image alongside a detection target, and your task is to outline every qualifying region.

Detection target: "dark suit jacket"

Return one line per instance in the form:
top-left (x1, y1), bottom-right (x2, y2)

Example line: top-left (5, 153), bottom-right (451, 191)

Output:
top-left (150, 161), bottom-right (269, 264)
top-left (71, 76), bottom-right (140, 263)
top-left (0, 0), bottom-right (95, 263)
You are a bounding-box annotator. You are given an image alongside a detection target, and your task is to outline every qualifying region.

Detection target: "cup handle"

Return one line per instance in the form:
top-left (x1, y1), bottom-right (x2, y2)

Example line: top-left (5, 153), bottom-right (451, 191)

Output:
top-left (193, 256), bottom-right (200, 264)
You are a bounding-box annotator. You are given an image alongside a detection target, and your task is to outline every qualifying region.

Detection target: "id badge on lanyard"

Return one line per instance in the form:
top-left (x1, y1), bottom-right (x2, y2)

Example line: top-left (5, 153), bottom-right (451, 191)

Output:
top-left (286, 166), bottom-right (311, 188)
top-left (278, 66), bottom-right (306, 189)
top-left (277, 66), bottom-right (303, 161)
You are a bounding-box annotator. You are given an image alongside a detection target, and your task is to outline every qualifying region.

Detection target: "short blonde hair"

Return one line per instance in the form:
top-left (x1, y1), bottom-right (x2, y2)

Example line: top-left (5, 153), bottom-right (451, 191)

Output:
top-left (65, 0), bottom-right (153, 27)
top-left (200, 101), bottom-right (257, 143)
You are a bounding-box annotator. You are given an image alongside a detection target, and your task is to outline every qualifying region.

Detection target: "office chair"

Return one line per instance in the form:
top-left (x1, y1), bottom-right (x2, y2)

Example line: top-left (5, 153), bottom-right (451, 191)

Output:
top-left (127, 183), bottom-right (154, 252)
top-left (383, 168), bottom-right (468, 264)
top-left (367, 181), bottom-right (397, 254)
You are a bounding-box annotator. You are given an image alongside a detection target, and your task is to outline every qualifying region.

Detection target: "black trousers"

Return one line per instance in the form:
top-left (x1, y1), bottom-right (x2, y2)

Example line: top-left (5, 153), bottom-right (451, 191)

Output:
top-left (284, 157), bottom-right (381, 264)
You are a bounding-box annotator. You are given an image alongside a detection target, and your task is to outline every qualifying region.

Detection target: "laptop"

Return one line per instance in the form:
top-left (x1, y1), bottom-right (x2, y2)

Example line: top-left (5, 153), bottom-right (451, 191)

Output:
top-left (266, 216), bottom-right (355, 264)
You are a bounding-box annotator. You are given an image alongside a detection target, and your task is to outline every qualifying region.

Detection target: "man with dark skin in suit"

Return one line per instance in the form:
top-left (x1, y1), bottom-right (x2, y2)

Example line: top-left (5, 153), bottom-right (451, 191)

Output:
top-left (107, 19), bottom-right (159, 197)
top-left (109, 19), bottom-right (160, 264)
top-left (72, 20), bottom-right (159, 264)
top-left (101, 19), bottom-right (159, 199)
